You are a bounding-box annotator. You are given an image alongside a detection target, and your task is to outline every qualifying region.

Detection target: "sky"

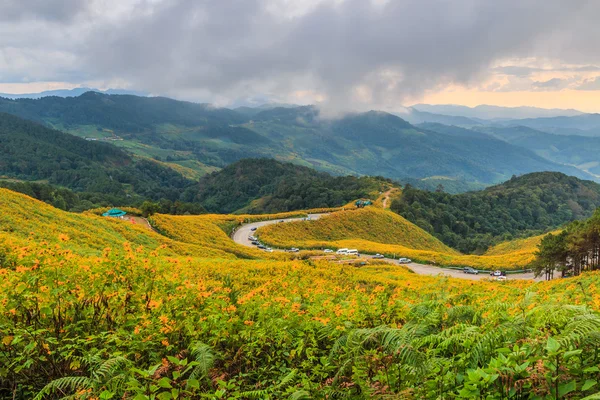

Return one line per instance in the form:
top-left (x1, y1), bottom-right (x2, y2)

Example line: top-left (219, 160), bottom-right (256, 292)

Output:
top-left (2, 0), bottom-right (600, 112)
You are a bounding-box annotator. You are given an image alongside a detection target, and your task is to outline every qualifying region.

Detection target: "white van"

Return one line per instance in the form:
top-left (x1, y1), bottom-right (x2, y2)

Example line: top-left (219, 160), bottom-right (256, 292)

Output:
top-left (347, 249), bottom-right (359, 256)
top-left (336, 248), bottom-right (349, 255)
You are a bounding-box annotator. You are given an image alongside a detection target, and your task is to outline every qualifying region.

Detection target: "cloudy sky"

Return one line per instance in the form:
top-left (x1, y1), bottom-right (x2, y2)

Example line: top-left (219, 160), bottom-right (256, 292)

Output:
top-left (2, 0), bottom-right (600, 112)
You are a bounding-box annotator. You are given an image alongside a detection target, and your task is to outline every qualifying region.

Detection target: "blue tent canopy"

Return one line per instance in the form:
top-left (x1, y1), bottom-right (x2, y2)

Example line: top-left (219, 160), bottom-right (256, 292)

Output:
top-left (102, 208), bottom-right (127, 217)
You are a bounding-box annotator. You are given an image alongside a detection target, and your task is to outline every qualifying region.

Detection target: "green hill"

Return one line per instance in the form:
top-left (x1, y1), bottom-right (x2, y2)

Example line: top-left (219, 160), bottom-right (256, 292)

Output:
top-left (0, 112), bottom-right (194, 204)
top-left (187, 158), bottom-right (391, 214)
top-left (392, 171), bottom-right (600, 253)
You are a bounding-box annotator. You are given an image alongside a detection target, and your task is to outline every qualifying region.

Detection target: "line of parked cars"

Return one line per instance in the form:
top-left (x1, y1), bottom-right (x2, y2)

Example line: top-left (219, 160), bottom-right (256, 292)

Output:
top-left (248, 235), bottom-right (273, 252)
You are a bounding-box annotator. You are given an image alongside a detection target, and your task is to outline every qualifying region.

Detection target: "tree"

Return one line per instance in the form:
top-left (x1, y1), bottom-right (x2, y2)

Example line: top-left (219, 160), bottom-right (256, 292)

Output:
top-left (140, 200), bottom-right (160, 217)
top-left (533, 231), bottom-right (568, 280)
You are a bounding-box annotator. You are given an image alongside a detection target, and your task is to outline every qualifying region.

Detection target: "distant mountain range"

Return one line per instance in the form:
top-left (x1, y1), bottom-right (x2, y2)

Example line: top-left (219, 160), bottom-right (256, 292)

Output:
top-left (412, 104), bottom-right (584, 120)
top-left (0, 92), bottom-right (595, 192)
top-left (0, 87), bottom-right (147, 99)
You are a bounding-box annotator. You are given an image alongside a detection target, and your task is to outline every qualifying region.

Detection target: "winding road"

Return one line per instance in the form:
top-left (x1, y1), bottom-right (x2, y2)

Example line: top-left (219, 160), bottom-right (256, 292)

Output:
top-left (232, 214), bottom-right (544, 282)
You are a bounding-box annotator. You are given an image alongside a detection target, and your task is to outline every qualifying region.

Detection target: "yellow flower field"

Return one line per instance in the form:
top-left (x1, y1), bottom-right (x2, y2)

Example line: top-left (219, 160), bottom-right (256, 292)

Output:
top-left (2, 188), bottom-right (600, 398)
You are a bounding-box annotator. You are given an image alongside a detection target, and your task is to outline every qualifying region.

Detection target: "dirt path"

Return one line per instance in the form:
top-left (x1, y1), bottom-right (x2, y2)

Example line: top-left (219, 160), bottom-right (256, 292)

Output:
top-left (128, 216), bottom-right (155, 231)
top-left (381, 189), bottom-right (394, 209)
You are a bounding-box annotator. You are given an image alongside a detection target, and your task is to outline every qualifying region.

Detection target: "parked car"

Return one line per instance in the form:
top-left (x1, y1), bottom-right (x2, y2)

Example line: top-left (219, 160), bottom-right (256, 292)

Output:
top-left (265, 248), bottom-right (273, 253)
top-left (398, 258), bottom-right (412, 264)
top-left (463, 267), bottom-right (479, 275)
top-left (289, 248), bottom-right (299, 252)
top-left (347, 249), bottom-right (359, 256)
top-left (372, 254), bottom-right (385, 259)
top-left (250, 227), bottom-right (257, 231)
top-left (258, 244), bottom-right (266, 249)
top-left (495, 276), bottom-right (507, 281)
top-left (336, 248), bottom-right (349, 255)
top-left (490, 270), bottom-right (503, 277)
top-left (251, 241), bottom-right (259, 245)
top-left (324, 249), bottom-right (334, 253)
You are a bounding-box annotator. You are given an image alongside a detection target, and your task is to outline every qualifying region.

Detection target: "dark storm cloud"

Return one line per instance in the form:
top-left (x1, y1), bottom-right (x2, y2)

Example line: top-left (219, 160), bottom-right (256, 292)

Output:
top-left (3, 0), bottom-right (600, 107)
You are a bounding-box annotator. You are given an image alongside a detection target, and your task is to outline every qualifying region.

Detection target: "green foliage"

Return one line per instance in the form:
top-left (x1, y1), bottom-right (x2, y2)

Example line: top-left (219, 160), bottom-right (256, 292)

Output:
top-left (187, 158), bottom-right (391, 214)
top-left (534, 207), bottom-right (600, 278)
top-left (392, 172), bottom-right (600, 253)
top-left (0, 112), bottom-right (195, 203)
top-left (0, 93), bottom-right (587, 188)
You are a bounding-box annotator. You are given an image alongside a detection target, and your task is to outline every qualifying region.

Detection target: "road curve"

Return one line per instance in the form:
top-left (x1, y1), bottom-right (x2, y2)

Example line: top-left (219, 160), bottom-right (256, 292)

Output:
top-left (231, 214), bottom-right (544, 282)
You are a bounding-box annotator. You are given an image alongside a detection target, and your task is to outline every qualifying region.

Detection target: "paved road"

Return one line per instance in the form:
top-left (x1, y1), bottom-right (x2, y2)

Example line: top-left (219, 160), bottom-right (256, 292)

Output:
top-left (232, 214), bottom-right (327, 247)
top-left (231, 214), bottom-right (544, 282)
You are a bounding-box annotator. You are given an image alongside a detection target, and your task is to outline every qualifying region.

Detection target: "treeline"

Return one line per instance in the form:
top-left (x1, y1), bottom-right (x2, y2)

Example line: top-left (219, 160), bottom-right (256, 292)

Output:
top-left (534, 208), bottom-right (600, 279)
top-left (391, 172), bottom-right (600, 253)
top-left (185, 158), bottom-right (392, 214)
top-left (0, 180), bottom-right (206, 215)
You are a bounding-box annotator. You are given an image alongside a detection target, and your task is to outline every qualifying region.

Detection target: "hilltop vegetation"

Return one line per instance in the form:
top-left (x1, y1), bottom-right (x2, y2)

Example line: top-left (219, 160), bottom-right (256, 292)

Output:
top-left (392, 172), bottom-right (600, 253)
top-left (2, 188), bottom-right (600, 398)
top-left (188, 158), bottom-right (390, 214)
top-left (257, 207), bottom-right (455, 253)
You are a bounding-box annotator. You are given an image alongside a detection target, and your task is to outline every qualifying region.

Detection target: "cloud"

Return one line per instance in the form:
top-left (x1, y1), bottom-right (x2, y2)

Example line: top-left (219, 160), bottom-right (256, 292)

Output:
top-left (493, 66), bottom-right (541, 77)
top-left (0, 0), bottom-right (87, 22)
top-left (532, 78), bottom-right (568, 90)
top-left (2, 0), bottom-right (600, 109)
top-left (576, 77), bottom-right (600, 91)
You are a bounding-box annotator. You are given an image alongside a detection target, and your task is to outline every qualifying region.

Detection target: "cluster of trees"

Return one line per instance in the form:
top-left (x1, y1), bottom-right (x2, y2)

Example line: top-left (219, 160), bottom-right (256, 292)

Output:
top-left (534, 208), bottom-right (600, 279)
top-left (186, 158), bottom-right (391, 214)
top-left (391, 172), bottom-right (600, 253)
top-left (140, 199), bottom-right (205, 217)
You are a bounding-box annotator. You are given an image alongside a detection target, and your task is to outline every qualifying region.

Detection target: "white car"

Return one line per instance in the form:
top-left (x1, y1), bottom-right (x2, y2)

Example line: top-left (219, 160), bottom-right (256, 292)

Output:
top-left (289, 248), bottom-right (299, 252)
top-left (490, 270), bottom-right (503, 277)
top-left (346, 249), bottom-right (359, 256)
top-left (336, 248), bottom-right (349, 255)
top-left (324, 249), bottom-right (334, 253)
top-left (372, 254), bottom-right (385, 259)
top-left (264, 248), bottom-right (274, 253)
top-left (398, 258), bottom-right (412, 264)
top-left (495, 276), bottom-right (507, 281)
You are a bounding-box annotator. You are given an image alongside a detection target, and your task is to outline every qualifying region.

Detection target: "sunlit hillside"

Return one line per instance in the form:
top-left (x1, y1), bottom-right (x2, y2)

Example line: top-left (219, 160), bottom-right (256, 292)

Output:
top-left (149, 212), bottom-right (310, 259)
top-left (257, 207), bottom-right (547, 270)
top-left (0, 189), bottom-right (235, 258)
top-left (257, 207), bottom-right (457, 253)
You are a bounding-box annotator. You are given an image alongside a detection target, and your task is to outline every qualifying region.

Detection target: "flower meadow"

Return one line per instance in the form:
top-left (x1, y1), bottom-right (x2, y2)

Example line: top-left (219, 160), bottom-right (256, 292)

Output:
top-left (1, 189), bottom-right (600, 399)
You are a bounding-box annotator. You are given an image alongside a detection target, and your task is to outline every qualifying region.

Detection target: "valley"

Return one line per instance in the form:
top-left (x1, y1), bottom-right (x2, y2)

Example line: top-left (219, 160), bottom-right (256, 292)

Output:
top-left (2, 93), bottom-right (600, 398)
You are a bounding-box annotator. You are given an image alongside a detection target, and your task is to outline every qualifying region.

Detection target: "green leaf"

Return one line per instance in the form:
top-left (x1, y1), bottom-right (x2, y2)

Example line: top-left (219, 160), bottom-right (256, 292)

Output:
top-left (563, 350), bottom-right (582, 360)
top-left (187, 378), bottom-right (200, 390)
top-left (546, 337), bottom-right (561, 354)
top-left (558, 380), bottom-right (577, 397)
top-left (158, 377), bottom-right (172, 389)
top-left (99, 390), bottom-right (115, 400)
top-left (583, 380), bottom-right (598, 391)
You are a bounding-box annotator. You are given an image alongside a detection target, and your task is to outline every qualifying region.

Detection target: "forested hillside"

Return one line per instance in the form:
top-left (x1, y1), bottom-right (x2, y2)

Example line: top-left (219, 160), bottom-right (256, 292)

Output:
top-left (0, 93), bottom-right (592, 186)
top-left (391, 172), bottom-right (600, 253)
top-left (186, 158), bottom-right (391, 213)
top-left (0, 113), bottom-right (194, 203)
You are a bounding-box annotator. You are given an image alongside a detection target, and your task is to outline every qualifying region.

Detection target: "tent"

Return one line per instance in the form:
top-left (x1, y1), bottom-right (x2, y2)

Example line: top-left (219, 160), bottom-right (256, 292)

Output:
top-left (102, 208), bottom-right (127, 217)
